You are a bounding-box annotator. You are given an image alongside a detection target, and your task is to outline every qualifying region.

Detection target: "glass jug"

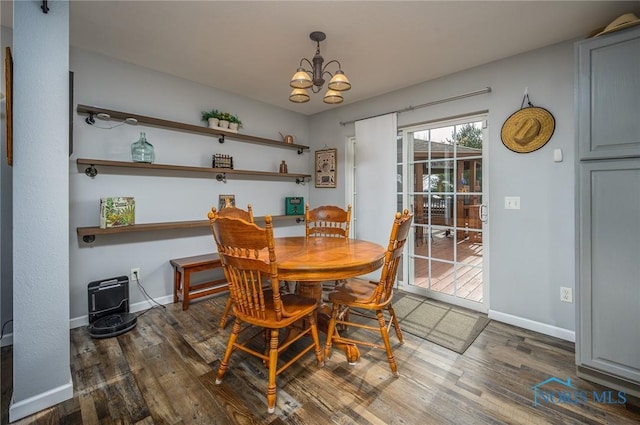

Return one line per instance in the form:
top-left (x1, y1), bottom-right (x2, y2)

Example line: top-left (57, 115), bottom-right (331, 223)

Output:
top-left (131, 132), bottom-right (155, 163)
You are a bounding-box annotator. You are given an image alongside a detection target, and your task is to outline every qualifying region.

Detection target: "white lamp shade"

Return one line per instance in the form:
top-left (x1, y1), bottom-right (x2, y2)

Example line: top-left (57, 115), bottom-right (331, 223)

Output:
top-left (328, 70), bottom-right (351, 91)
top-left (290, 68), bottom-right (313, 89)
top-left (289, 88), bottom-right (310, 103)
top-left (323, 89), bottom-right (343, 104)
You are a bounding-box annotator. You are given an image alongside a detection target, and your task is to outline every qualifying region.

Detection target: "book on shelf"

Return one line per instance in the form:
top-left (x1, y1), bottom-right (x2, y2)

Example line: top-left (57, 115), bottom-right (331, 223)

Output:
top-left (100, 197), bottom-right (135, 229)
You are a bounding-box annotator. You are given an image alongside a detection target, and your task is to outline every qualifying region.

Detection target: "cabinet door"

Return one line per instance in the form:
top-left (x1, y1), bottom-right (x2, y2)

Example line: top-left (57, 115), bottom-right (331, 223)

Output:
top-left (576, 26), bottom-right (640, 160)
top-left (577, 159), bottom-right (640, 383)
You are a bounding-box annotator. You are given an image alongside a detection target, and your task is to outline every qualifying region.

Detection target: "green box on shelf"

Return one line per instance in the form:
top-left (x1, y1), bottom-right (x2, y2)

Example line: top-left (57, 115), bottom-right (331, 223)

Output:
top-left (285, 197), bottom-right (304, 216)
top-left (100, 197), bottom-right (135, 229)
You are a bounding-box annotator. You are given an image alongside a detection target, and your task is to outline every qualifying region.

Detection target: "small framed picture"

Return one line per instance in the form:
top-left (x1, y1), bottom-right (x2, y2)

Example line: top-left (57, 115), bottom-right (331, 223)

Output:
top-left (218, 194), bottom-right (236, 210)
top-left (5, 47), bottom-right (13, 166)
top-left (315, 148), bottom-right (337, 188)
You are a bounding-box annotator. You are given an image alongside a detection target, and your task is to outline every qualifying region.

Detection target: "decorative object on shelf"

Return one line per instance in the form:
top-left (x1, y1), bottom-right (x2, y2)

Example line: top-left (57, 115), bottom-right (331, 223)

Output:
top-left (591, 12), bottom-right (640, 38)
top-left (85, 111), bottom-right (139, 130)
top-left (315, 147), bottom-right (337, 188)
top-left (202, 109), bottom-right (220, 128)
top-left (131, 132), bottom-right (155, 163)
top-left (100, 197), bottom-right (135, 229)
top-left (201, 110), bottom-right (242, 133)
top-left (212, 154), bottom-right (234, 169)
top-left (289, 31), bottom-right (351, 104)
top-left (218, 194), bottom-right (235, 211)
top-left (285, 197), bottom-right (304, 215)
top-left (501, 92), bottom-right (555, 154)
top-left (218, 113), bottom-right (230, 129)
top-left (227, 113), bottom-right (242, 131)
top-left (279, 160), bottom-right (288, 174)
top-left (279, 132), bottom-right (294, 144)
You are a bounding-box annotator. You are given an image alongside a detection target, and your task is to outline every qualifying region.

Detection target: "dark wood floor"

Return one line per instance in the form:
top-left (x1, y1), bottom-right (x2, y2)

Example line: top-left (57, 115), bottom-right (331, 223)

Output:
top-left (2, 294), bottom-right (639, 424)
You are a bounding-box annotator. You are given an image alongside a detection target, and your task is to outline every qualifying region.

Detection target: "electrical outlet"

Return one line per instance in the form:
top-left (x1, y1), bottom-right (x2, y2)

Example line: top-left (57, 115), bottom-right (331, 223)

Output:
top-left (504, 196), bottom-right (521, 210)
top-left (560, 287), bottom-right (572, 303)
top-left (131, 267), bottom-right (141, 282)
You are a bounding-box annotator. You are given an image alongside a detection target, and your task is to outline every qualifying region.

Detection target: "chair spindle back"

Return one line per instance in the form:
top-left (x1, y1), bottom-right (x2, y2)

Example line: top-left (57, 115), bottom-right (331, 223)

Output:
top-left (209, 214), bottom-right (283, 322)
top-left (375, 209), bottom-right (414, 304)
top-left (305, 204), bottom-right (352, 238)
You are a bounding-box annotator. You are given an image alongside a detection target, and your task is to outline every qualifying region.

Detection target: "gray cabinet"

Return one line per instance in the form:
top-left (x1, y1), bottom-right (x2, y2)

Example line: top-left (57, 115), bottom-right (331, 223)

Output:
top-left (576, 26), bottom-right (640, 160)
top-left (577, 160), bottom-right (640, 394)
top-left (575, 26), bottom-right (640, 398)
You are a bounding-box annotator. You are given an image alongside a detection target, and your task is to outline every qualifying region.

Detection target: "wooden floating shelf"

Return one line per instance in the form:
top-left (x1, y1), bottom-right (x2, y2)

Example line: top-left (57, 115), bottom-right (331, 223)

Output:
top-left (76, 158), bottom-right (311, 183)
top-left (77, 215), bottom-right (304, 243)
top-left (77, 104), bottom-right (309, 153)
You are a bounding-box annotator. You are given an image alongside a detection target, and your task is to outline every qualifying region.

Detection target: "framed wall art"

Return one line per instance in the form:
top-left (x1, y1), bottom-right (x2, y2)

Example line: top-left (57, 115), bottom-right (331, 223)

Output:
top-left (5, 47), bottom-right (13, 166)
top-left (315, 148), bottom-right (337, 188)
top-left (218, 194), bottom-right (236, 210)
top-left (69, 71), bottom-right (74, 156)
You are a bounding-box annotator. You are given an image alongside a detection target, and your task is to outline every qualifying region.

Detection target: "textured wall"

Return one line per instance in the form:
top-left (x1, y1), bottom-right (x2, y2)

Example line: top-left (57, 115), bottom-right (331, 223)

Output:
top-left (10, 1), bottom-right (73, 420)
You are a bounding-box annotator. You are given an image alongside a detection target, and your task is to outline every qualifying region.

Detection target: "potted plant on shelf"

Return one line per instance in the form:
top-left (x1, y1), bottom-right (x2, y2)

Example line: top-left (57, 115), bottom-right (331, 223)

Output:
top-left (228, 114), bottom-right (242, 131)
top-left (218, 112), bottom-right (232, 129)
top-left (201, 109), bottom-right (220, 129)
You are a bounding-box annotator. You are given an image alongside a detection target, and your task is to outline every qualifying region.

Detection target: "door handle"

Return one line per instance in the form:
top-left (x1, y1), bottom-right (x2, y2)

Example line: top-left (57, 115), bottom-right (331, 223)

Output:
top-left (480, 203), bottom-right (488, 223)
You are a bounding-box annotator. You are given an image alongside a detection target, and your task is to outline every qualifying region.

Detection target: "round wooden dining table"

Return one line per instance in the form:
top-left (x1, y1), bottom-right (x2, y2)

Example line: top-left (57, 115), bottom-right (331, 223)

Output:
top-left (273, 236), bottom-right (386, 363)
top-left (274, 236), bottom-right (385, 281)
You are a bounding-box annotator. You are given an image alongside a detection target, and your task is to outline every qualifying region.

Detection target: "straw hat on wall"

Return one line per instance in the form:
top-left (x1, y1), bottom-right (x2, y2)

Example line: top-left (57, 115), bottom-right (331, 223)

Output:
top-left (501, 106), bottom-right (555, 153)
top-left (591, 13), bottom-right (640, 37)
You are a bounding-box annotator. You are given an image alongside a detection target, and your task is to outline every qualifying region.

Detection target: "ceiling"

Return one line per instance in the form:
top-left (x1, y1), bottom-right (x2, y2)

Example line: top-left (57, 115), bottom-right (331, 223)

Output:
top-left (2, 1), bottom-right (637, 115)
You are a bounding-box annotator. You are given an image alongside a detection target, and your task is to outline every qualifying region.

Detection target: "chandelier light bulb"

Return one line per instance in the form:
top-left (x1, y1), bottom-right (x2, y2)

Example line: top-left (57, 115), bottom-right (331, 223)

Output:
top-left (289, 88), bottom-right (311, 103)
top-left (290, 67), bottom-right (313, 89)
top-left (323, 89), bottom-right (343, 104)
top-left (328, 70), bottom-right (351, 91)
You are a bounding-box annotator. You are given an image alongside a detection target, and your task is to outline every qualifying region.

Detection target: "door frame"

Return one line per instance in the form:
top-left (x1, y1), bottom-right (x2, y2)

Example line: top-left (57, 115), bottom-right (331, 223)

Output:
top-left (398, 114), bottom-right (490, 313)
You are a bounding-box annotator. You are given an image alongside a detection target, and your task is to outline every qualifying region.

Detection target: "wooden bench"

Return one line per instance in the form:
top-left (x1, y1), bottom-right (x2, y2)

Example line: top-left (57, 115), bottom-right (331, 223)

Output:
top-left (170, 253), bottom-right (228, 310)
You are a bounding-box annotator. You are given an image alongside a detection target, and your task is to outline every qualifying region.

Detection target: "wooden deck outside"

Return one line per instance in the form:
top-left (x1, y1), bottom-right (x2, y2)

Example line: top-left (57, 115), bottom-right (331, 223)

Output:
top-left (412, 228), bottom-right (484, 302)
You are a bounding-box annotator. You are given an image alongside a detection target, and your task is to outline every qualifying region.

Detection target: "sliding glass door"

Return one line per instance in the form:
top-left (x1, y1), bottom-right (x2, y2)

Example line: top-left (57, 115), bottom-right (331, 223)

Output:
top-left (398, 115), bottom-right (488, 312)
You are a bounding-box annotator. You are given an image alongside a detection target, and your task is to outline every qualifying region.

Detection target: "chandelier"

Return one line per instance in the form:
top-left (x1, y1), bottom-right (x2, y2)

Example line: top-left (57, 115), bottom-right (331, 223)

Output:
top-left (289, 31), bottom-right (351, 104)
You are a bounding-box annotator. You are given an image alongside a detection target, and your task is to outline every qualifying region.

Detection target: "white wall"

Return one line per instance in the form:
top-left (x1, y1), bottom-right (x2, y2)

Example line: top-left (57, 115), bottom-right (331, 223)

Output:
top-left (10, 1), bottom-right (73, 421)
top-left (308, 40), bottom-right (577, 337)
top-left (69, 48), bottom-right (310, 321)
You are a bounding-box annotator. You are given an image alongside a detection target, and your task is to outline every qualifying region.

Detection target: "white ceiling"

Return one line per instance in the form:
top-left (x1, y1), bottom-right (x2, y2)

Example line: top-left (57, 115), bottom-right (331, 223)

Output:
top-left (3, 1), bottom-right (638, 115)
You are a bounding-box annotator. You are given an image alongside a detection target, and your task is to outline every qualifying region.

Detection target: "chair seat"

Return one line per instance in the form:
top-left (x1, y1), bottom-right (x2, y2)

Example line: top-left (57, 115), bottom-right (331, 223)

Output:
top-left (234, 292), bottom-right (318, 328)
top-left (328, 278), bottom-right (378, 304)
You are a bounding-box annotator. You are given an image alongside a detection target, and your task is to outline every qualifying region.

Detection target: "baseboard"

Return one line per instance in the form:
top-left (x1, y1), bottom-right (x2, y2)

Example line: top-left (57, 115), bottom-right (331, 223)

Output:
top-left (488, 309), bottom-right (575, 342)
top-left (577, 365), bottom-right (640, 398)
top-left (9, 377), bottom-right (73, 422)
top-left (69, 294), bottom-right (174, 329)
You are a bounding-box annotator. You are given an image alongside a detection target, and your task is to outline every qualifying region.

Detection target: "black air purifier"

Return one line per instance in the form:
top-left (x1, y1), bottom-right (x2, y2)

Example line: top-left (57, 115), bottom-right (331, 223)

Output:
top-left (87, 275), bottom-right (137, 339)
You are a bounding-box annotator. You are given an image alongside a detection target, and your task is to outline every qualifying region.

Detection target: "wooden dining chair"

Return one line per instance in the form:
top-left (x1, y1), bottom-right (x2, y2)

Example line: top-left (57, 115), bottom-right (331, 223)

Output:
top-left (324, 209), bottom-right (414, 376)
top-left (305, 204), bottom-right (352, 239)
top-left (208, 204), bottom-right (254, 331)
top-left (305, 204), bottom-right (352, 292)
top-left (209, 212), bottom-right (324, 413)
top-left (216, 203), bottom-right (254, 223)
